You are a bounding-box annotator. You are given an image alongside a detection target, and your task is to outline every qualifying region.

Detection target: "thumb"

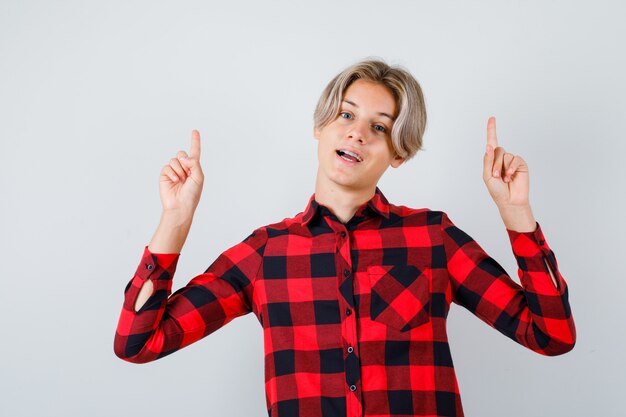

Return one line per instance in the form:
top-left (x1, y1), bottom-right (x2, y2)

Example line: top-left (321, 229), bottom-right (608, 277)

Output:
top-left (180, 155), bottom-right (203, 178)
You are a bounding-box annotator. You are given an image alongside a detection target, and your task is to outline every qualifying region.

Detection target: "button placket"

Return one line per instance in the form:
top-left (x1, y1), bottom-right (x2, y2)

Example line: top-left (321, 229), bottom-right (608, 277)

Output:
top-left (331, 219), bottom-right (361, 411)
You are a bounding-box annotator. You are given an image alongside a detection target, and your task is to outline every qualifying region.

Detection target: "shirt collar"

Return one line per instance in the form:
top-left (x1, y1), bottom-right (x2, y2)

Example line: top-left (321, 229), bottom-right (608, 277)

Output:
top-left (301, 186), bottom-right (391, 226)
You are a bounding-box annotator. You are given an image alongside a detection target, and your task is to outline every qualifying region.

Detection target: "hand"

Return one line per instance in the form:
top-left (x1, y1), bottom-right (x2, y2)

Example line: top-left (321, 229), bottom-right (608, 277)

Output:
top-left (483, 117), bottom-right (530, 209)
top-left (158, 130), bottom-right (204, 218)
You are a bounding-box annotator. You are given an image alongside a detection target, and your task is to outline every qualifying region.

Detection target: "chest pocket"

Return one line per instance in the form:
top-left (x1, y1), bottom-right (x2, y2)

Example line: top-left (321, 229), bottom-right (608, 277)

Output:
top-left (367, 265), bottom-right (432, 332)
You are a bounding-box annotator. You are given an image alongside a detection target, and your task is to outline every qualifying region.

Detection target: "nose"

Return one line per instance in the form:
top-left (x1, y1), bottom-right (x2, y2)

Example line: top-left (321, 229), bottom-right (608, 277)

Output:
top-left (346, 120), bottom-right (368, 143)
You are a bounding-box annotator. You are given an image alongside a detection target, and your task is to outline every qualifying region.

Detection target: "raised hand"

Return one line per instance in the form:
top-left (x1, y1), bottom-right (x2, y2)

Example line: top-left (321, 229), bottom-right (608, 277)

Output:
top-left (483, 117), bottom-right (530, 209)
top-left (158, 130), bottom-right (204, 218)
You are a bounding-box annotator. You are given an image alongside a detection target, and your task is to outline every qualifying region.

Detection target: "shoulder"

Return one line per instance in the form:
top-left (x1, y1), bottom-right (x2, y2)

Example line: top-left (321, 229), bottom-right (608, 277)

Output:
top-left (386, 201), bottom-right (449, 226)
top-left (386, 205), bottom-right (474, 249)
top-left (250, 208), bottom-right (312, 239)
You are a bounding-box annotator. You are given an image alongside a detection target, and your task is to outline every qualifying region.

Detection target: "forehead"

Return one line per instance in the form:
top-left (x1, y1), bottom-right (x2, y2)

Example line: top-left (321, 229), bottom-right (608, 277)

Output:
top-left (342, 79), bottom-right (397, 118)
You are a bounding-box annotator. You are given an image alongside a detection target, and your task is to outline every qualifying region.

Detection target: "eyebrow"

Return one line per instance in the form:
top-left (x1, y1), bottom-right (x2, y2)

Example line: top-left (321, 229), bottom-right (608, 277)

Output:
top-left (342, 99), bottom-right (396, 121)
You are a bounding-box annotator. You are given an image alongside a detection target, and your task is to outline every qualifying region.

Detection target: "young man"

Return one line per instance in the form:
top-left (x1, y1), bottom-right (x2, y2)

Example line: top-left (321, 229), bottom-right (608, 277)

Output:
top-left (114, 59), bottom-right (576, 417)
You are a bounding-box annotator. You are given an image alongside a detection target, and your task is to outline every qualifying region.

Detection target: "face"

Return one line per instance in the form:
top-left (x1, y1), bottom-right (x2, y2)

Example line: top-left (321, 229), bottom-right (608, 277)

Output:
top-left (313, 79), bottom-right (405, 193)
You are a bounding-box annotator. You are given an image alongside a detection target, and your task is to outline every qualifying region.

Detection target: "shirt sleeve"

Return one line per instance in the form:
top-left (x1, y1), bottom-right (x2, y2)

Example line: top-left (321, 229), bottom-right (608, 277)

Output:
top-left (114, 226), bottom-right (268, 363)
top-left (440, 211), bottom-right (576, 356)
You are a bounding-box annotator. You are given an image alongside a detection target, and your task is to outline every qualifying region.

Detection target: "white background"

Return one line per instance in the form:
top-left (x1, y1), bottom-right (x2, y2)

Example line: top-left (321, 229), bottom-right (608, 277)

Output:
top-left (1, 1), bottom-right (624, 416)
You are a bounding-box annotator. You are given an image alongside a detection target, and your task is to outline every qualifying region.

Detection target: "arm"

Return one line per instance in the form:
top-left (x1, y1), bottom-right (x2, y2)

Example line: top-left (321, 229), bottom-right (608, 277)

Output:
top-left (114, 129), bottom-right (268, 363)
top-left (441, 211), bottom-right (576, 356)
top-left (114, 226), bottom-right (268, 363)
top-left (449, 116), bottom-right (575, 354)
top-left (441, 117), bottom-right (576, 355)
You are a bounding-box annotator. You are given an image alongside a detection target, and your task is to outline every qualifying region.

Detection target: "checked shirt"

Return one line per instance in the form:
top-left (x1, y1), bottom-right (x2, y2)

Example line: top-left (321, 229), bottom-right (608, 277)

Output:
top-left (114, 187), bottom-right (576, 417)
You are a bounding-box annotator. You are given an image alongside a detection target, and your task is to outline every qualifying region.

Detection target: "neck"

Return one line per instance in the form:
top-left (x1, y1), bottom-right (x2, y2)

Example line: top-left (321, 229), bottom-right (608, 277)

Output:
top-left (314, 170), bottom-right (376, 224)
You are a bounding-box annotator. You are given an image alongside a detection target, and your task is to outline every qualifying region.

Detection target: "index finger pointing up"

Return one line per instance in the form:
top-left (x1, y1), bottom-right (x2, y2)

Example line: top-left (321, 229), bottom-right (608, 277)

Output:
top-left (190, 129), bottom-right (201, 159)
top-left (487, 116), bottom-right (498, 150)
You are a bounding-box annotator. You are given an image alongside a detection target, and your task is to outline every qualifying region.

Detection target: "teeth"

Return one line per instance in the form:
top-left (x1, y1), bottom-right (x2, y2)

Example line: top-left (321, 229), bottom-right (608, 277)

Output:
top-left (339, 149), bottom-right (362, 162)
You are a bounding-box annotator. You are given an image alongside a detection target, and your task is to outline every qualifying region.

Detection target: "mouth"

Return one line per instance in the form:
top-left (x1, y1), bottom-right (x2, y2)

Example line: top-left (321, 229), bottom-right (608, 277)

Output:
top-left (336, 149), bottom-right (363, 163)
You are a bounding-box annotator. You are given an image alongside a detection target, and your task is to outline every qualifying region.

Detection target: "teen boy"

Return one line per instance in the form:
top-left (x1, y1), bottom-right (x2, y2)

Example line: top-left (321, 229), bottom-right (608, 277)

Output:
top-left (115, 59), bottom-right (576, 417)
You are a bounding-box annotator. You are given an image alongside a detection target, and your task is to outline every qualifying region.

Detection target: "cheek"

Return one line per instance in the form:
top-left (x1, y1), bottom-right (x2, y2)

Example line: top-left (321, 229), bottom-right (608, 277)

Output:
top-left (372, 153), bottom-right (394, 173)
top-left (319, 141), bottom-right (336, 163)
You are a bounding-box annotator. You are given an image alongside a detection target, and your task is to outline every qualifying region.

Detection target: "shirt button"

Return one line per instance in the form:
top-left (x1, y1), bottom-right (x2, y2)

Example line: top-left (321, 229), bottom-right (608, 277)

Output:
top-left (343, 269), bottom-right (350, 277)
top-left (349, 385), bottom-right (357, 392)
top-left (347, 346), bottom-right (354, 353)
top-left (345, 309), bottom-right (352, 316)
top-left (146, 264), bottom-right (154, 270)
top-left (539, 240), bottom-right (545, 245)
top-left (341, 231), bottom-right (346, 238)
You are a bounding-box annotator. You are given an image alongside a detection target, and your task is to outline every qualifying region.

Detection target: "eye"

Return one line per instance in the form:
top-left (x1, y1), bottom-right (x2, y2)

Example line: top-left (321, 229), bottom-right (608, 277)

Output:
top-left (373, 124), bottom-right (386, 133)
top-left (339, 111), bottom-right (353, 120)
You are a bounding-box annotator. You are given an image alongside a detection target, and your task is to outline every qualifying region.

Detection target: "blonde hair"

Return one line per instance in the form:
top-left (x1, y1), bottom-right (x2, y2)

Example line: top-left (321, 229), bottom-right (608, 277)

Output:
top-left (313, 58), bottom-right (427, 162)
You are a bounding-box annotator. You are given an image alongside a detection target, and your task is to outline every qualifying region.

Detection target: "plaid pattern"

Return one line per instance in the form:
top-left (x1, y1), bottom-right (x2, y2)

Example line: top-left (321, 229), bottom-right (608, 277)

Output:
top-left (115, 187), bottom-right (575, 417)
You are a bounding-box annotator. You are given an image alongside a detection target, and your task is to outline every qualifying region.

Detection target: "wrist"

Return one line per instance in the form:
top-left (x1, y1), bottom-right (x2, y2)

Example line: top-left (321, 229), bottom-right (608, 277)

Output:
top-left (160, 210), bottom-right (194, 228)
top-left (497, 204), bottom-right (537, 232)
top-left (147, 212), bottom-right (194, 254)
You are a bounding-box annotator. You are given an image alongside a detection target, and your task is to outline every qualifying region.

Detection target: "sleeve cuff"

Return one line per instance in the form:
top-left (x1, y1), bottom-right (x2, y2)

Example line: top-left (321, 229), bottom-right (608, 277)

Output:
top-left (506, 221), bottom-right (565, 294)
top-left (134, 245), bottom-right (180, 281)
top-left (146, 245), bottom-right (180, 266)
top-left (506, 221), bottom-right (549, 257)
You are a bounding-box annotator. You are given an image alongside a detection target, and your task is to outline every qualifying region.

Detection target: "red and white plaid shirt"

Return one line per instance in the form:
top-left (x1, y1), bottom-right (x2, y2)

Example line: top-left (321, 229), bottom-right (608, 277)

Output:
top-left (115, 186), bottom-right (576, 417)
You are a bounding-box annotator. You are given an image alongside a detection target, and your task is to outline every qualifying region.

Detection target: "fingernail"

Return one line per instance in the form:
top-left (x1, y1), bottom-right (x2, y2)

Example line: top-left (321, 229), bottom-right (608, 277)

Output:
top-left (494, 170), bottom-right (499, 177)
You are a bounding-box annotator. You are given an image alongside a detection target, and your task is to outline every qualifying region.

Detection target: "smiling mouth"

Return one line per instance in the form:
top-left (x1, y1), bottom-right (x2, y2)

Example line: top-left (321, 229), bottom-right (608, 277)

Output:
top-left (336, 149), bottom-right (362, 163)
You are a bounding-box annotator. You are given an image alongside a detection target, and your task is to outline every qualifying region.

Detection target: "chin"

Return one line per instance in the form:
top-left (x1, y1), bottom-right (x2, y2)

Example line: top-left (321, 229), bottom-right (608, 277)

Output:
top-left (331, 176), bottom-right (366, 190)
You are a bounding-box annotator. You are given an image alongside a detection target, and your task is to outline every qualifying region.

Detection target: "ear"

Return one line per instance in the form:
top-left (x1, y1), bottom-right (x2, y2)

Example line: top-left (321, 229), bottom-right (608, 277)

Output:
top-left (390, 154), bottom-right (405, 168)
top-left (313, 127), bottom-right (320, 140)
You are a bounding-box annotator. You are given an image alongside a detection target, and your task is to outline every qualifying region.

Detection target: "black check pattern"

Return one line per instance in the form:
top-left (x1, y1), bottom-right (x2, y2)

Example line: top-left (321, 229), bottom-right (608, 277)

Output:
top-left (115, 187), bottom-right (575, 416)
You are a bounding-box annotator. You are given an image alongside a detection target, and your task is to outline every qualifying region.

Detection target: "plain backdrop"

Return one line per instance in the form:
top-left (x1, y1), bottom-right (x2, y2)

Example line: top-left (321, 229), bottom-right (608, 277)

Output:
top-left (1, 1), bottom-right (624, 416)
